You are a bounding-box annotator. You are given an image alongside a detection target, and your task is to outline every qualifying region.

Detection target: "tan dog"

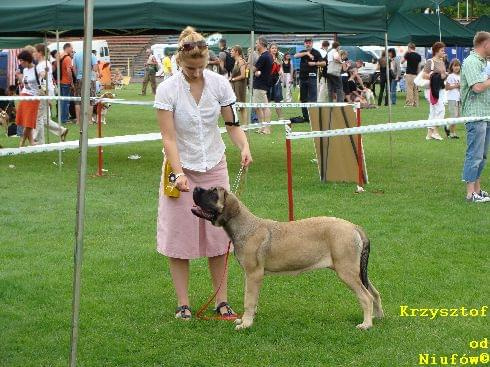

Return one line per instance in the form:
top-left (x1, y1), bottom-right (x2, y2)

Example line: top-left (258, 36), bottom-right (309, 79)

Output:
top-left (93, 92), bottom-right (115, 124)
top-left (0, 109), bottom-right (8, 136)
top-left (192, 187), bottom-right (384, 331)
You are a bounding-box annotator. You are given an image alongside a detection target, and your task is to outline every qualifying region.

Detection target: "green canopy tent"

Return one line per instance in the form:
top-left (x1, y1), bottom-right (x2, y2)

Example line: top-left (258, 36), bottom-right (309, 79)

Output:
top-left (466, 15), bottom-right (490, 32)
top-left (335, 0), bottom-right (458, 13)
top-left (339, 12), bottom-right (474, 46)
top-left (0, 0), bottom-right (387, 36)
top-left (0, 37), bottom-right (44, 49)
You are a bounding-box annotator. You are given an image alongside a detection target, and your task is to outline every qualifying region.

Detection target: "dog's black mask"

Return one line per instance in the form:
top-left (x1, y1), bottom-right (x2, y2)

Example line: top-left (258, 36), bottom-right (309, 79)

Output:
top-left (191, 187), bottom-right (221, 223)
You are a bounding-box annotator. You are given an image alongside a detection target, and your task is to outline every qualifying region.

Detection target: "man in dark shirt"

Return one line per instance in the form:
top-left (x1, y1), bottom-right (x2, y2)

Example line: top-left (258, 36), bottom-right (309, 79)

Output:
top-left (403, 42), bottom-right (422, 107)
top-left (252, 36), bottom-right (273, 133)
top-left (294, 38), bottom-right (325, 122)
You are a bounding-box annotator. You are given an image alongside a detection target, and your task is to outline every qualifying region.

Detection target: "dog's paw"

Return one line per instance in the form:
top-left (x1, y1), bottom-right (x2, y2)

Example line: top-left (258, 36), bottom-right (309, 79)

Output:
top-left (234, 318), bottom-right (253, 330)
top-left (374, 309), bottom-right (384, 319)
top-left (356, 322), bottom-right (372, 330)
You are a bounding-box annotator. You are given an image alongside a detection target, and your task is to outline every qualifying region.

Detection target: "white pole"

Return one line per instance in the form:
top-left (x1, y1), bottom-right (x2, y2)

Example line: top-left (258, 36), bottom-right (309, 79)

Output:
top-left (248, 31), bottom-right (254, 124)
top-left (69, 0), bottom-right (95, 365)
top-left (437, 4), bottom-right (442, 42)
top-left (56, 31), bottom-right (62, 169)
top-left (384, 32), bottom-right (393, 167)
top-left (466, 0), bottom-right (469, 22)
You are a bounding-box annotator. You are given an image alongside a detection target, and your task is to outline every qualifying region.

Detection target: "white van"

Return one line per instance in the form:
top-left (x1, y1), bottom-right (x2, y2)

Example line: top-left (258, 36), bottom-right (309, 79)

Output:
top-left (48, 40), bottom-right (110, 64)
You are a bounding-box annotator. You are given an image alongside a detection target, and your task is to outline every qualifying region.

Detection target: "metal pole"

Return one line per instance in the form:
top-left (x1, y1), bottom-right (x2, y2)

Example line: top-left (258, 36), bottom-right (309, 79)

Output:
top-left (437, 4), bottom-right (442, 42)
top-left (56, 31), bottom-right (62, 169)
top-left (248, 31), bottom-right (254, 124)
top-left (44, 33), bottom-right (50, 145)
top-left (286, 138), bottom-right (294, 221)
top-left (69, 0), bottom-right (95, 365)
top-left (466, 0), bottom-right (469, 22)
top-left (384, 32), bottom-right (393, 167)
top-left (96, 103), bottom-right (103, 176)
top-left (356, 106), bottom-right (364, 187)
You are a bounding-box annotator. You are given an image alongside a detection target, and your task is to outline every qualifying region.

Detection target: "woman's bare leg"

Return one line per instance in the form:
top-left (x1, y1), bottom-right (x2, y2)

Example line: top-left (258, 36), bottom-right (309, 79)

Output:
top-left (169, 257), bottom-right (191, 316)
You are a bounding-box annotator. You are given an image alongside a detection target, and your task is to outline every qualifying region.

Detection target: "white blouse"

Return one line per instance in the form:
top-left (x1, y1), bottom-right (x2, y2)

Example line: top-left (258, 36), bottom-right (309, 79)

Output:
top-left (154, 69), bottom-right (236, 172)
top-left (20, 66), bottom-right (39, 96)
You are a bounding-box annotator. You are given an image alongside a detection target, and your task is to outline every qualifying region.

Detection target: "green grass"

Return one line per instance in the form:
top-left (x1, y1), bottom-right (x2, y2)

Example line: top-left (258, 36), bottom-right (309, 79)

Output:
top-left (1, 84), bottom-right (488, 367)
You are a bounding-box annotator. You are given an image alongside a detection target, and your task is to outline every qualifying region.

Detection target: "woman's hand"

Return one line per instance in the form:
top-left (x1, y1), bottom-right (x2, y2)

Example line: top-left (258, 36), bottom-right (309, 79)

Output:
top-left (240, 147), bottom-right (253, 168)
top-left (175, 174), bottom-right (190, 192)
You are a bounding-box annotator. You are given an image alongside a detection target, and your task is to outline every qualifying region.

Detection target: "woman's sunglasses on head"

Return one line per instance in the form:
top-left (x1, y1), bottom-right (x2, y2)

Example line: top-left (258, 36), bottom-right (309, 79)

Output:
top-left (179, 41), bottom-right (208, 52)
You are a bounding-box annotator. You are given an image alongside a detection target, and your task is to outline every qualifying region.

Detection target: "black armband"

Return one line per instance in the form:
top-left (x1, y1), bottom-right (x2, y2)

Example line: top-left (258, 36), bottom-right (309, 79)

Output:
top-left (224, 102), bottom-right (239, 126)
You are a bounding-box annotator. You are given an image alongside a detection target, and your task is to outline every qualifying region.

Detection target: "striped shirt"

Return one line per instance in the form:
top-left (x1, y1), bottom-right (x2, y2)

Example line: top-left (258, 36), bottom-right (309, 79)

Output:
top-left (460, 51), bottom-right (490, 118)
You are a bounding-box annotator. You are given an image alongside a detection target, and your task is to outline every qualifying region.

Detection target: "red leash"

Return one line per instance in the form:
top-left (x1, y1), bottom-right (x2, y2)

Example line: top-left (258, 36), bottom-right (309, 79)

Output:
top-left (195, 241), bottom-right (240, 320)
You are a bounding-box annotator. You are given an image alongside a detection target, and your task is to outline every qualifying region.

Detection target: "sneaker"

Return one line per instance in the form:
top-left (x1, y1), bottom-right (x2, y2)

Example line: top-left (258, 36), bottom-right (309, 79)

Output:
top-left (466, 192), bottom-right (490, 203)
top-left (479, 190), bottom-right (489, 198)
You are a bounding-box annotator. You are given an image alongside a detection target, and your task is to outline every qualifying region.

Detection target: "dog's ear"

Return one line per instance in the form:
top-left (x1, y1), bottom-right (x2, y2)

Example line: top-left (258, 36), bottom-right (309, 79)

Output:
top-left (216, 189), bottom-right (240, 225)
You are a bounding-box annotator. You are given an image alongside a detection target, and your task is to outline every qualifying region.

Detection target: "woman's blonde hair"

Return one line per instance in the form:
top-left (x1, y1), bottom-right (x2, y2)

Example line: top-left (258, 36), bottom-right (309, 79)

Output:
top-left (231, 45), bottom-right (243, 57)
top-left (176, 26), bottom-right (209, 65)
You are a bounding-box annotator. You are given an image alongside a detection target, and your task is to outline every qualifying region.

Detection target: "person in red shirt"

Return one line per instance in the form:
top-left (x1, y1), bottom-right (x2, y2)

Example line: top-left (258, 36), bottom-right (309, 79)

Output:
top-left (59, 43), bottom-right (75, 123)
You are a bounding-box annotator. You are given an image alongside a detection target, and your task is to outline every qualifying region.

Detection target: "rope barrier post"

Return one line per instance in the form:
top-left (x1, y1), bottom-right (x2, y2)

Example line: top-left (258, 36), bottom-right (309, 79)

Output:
top-left (356, 105), bottom-right (364, 188)
top-left (56, 30), bottom-right (63, 170)
top-left (286, 136), bottom-right (294, 221)
top-left (384, 32), bottom-right (394, 168)
top-left (96, 102), bottom-right (103, 176)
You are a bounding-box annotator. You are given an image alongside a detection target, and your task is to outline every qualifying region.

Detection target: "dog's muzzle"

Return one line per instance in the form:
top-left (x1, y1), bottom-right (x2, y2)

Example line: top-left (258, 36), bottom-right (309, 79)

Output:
top-left (191, 187), bottom-right (218, 222)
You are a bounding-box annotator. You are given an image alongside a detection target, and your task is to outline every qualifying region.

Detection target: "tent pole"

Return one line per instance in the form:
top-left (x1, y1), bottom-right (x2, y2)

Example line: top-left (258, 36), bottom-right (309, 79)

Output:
top-left (384, 32), bottom-right (393, 168)
top-left (466, 0), bottom-right (469, 22)
top-left (44, 33), bottom-right (50, 145)
top-left (56, 31), bottom-right (62, 169)
top-left (69, 0), bottom-right (95, 365)
top-left (437, 4), bottom-right (442, 42)
top-left (248, 31), bottom-right (254, 124)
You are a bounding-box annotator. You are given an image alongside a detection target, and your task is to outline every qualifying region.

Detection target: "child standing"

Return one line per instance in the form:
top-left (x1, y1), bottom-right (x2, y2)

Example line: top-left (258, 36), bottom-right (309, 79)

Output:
top-left (445, 59), bottom-right (461, 139)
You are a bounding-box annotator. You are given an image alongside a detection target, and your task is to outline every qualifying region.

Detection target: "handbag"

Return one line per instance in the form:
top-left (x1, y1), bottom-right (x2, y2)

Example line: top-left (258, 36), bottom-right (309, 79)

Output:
top-left (162, 159), bottom-right (180, 198)
top-left (327, 60), bottom-right (342, 77)
top-left (414, 59), bottom-right (434, 89)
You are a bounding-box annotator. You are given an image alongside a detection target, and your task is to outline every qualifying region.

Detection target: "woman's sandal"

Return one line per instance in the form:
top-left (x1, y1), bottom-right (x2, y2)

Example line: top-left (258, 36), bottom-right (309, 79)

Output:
top-left (214, 301), bottom-right (238, 321)
top-left (175, 305), bottom-right (192, 320)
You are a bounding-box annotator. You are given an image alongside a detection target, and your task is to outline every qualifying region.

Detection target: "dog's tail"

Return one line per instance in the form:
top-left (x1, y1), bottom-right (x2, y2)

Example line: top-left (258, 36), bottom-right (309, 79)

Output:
top-left (357, 227), bottom-right (370, 289)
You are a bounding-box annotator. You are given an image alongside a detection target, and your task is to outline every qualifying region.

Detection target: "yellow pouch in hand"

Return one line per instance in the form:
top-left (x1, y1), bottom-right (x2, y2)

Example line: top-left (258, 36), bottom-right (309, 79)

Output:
top-left (162, 159), bottom-right (180, 198)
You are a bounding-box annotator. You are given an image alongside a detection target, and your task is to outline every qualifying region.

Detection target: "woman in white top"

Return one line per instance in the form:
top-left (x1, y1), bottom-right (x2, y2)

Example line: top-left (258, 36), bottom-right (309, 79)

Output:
top-left (445, 58), bottom-right (461, 139)
top-left (32, 43), bottom-right (68, 144)
top-left (154, 26), bottom-right (252, 320)
top-left (15, 50), bottom-right (40, 147)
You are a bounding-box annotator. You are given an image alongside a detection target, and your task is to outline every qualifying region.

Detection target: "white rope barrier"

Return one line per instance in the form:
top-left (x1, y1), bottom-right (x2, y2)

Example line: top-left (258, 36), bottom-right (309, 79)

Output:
top-left (0, 95), bottom-right (354, 109)
top-left (286, 116), bottom-right (490, 140)
top-left (0, 121), bottom-right (292, 157)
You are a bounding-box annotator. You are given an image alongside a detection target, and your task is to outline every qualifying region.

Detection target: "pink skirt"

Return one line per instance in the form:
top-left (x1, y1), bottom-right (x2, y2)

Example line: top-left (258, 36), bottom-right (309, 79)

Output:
top-left (157, 156), bottom-right (231, 259)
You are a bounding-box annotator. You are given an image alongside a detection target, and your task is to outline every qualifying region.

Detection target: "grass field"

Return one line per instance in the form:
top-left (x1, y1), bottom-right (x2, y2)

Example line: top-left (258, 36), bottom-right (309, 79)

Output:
top-left (1, 84), bottom-right (488, 367)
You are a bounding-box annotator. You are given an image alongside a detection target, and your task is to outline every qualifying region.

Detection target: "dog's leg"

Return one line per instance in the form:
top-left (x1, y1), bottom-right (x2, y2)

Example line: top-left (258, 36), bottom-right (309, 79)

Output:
top-left (235, 270), bottom-right (263, 331)
top-left (367, 281), bottom-right (384, 319)
top-left (336, 268), bottom-right (374, 330)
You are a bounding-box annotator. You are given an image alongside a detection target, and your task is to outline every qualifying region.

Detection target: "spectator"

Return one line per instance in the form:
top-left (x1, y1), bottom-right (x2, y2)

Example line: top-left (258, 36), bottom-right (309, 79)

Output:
top-left (318, 40), bottom-right (330, 102)
top-left (207, 49), bottom-right (220, 73)
top-left (461, 31), bottom-right (490, 203)
top-left (229, 45), bottom-right (248, 125)
top-left (389, 48), bottom-right (401, 105)
top-left (59, 43), bottom-right (75, 123)
top-left (140, 49), bottom-right (158, 95)
top-left (32, 44), bottom-right (69, 143)
top-left (294, 37), bottom-right (324, 122)
top-left (403, 43), bottom-right (422, 107)
top-left (377, 51), bottom-right (392, 106)
top-left (281, 53), bottom-right (294, 102)
top-left (445, 59), bottom-right (462, 139)
top-left (15, 50), bottom-right (40, 147)
top-left (73, 48), bottom-right (98, 124)
top-left (326, 41), bottom-right (343, 102)
top-left (252, 36), bottom-right (273, 134)
top-left (162, 51), bottom-right (173, 79)
top-left (218, 38), bottom-right (233, 77)
top-left (268, 43), bottom-right (284, 120)
top-left (423, 41), bottom-right (447, 141)
top-left (154, 26), bottom-right (252, 319)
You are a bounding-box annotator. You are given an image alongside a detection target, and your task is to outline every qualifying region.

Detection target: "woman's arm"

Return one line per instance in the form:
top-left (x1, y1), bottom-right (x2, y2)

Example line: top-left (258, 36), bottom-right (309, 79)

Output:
top-left (231, 61), bottom-right (247, 82)
top-left (157, 109), bottom-right (189, 192)
top-left (221, 106), bottom-right (252, 167)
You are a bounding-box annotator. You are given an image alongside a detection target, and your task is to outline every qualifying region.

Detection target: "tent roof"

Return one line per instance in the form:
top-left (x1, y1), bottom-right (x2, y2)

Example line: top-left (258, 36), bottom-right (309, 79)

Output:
top-left (335, 0), bottom-right (458, 13)
top-left (339, 12), bottom-right (474, 46)
top-left (0, 0), bottom-right (387, 36)
top-left (466, 15), bottom-right (490, 33)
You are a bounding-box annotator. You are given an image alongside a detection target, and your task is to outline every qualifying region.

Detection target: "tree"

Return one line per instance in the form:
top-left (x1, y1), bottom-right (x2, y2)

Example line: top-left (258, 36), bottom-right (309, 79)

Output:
top-left (442, 0), bottom-right (490, 19)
